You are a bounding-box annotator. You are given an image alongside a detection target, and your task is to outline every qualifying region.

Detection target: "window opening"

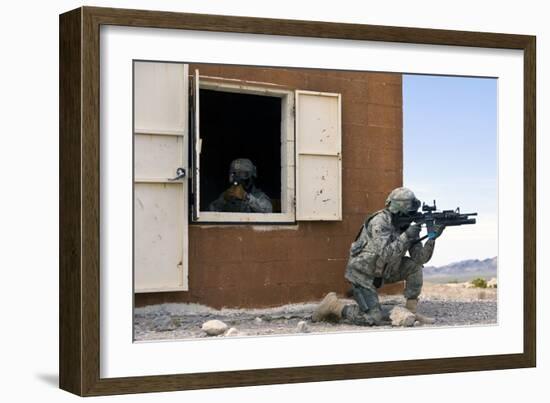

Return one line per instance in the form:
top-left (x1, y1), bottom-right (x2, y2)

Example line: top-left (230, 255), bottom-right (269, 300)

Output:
top-left (199, 89), bottom-right (283, 214)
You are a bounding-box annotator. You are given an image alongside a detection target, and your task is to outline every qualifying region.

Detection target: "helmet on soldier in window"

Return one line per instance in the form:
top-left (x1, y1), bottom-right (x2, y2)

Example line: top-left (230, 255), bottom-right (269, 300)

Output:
top-left (385, 187), bottom-right (421, 215)
top-left (228, 158), bottom-right (257, 190)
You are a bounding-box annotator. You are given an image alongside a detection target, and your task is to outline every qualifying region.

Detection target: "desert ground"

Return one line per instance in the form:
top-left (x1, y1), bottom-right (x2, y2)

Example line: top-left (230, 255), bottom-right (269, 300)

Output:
top-left (134, 280), bottom-right (497, 341)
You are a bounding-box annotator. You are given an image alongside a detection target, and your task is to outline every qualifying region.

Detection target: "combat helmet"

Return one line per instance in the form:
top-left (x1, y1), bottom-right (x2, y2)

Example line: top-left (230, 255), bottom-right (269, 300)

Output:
top-left (228, 158), bottom-right (257, 179)
top-left (385, 187), bottom-right (421, 215)
top-left (228, 158), bottom-right (257, 190)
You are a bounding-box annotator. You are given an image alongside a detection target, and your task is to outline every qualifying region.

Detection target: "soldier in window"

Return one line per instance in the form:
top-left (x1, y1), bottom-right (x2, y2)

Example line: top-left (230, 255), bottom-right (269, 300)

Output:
top-left (209, 158), bottom-right (273, 213)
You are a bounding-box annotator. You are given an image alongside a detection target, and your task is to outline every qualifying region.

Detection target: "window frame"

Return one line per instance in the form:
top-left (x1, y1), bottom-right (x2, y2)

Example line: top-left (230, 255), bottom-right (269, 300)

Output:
top-left (191, 76), bottom-right (296, 224)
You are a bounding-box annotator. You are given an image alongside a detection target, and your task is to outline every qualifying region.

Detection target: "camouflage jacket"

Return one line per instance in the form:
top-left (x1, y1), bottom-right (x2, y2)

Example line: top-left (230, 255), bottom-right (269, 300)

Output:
top-left (344, 208), bottom-right (435, 288)
top-left (209, 186), bottom-right (273, 213)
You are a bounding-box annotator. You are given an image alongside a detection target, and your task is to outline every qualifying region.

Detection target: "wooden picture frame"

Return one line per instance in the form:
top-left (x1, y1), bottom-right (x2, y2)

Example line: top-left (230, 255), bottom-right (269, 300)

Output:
top-left (59, 6), bottom-right (536, 396)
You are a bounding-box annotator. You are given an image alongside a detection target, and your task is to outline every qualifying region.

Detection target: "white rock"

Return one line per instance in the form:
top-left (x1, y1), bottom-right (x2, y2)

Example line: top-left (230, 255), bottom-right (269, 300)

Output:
top-left (487, 278), bottom-right (498, 288)
top-left (254, 317), bottom-right (263, 324)
top-left (390, 306), bottom-right (416, 327)
top-left (296, 321), bottom-right (310, 333)
top-left (201, 320), bottom-right (228, 336)
top-left (225, 327), bottom-right (238, 337)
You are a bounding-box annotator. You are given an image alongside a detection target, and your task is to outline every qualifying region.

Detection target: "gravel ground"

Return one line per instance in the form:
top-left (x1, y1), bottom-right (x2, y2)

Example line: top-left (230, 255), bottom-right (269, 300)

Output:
top-left (134, 283), bottom-right (497, 341)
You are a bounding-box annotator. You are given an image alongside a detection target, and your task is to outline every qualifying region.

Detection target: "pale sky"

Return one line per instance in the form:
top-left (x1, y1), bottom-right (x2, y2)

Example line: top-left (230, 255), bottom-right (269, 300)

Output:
top-left (403, 74), bottom-right (498, 266)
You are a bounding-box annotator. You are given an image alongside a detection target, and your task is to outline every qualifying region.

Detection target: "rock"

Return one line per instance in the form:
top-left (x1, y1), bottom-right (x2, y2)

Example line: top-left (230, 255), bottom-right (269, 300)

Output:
top-left (201, 320), bottom-right (228, 336)
top-left (225, 327), bottom-right (238, 337)
top-left (152, 315), bottom-right (177, 331)
top-left (296, 321), bottom-right (310, 333)
top-left (413, 320), bottom-right (421, 327)
top-left (487, 278), bottom-right (498, 288)
top-left (254, 317), bottom-right (263, 324)
top-left (390, 306), bottom-right (416, 327)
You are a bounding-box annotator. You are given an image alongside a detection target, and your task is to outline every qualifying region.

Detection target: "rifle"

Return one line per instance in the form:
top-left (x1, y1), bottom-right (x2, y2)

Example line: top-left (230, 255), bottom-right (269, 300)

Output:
top-left (397, 200), bottom-right (477, 243)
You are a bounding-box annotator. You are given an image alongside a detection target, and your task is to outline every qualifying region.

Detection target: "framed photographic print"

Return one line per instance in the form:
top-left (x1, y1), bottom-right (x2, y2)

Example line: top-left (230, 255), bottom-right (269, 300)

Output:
top-left (59, 6), bottom-right (536, 396)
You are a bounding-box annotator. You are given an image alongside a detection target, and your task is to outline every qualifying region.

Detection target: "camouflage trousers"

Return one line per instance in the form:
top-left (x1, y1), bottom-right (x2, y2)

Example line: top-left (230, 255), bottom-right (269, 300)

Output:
top-left (384, 256), bottom-right (424, 300)
top-left (343, 257), bottom-right (423, 326)
top-left (342, 284), bottom-right (381, 326)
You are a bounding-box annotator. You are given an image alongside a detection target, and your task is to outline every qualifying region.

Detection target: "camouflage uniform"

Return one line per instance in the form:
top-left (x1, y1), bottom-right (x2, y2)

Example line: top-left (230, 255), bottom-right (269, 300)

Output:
top-left (209, 186), bottom-right (273, 213)
top-left (312, 187), bottom-right (442, 326)
top-left (342, 208), bottom-right (435, 325)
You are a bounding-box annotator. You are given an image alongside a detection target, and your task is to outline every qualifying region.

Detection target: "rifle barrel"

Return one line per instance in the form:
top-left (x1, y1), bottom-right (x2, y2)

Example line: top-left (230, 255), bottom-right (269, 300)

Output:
top-left (443, 218), bottom-right (476, 226)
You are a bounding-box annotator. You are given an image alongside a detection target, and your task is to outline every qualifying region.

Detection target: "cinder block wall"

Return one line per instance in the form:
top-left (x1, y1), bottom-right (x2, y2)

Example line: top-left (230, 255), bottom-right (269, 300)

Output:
top-left (135, 64), bottom-right (403, 308)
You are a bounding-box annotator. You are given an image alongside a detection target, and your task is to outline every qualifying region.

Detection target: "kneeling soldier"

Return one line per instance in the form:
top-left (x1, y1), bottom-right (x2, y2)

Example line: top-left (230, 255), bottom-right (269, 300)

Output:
top-left (313, 187), bottom-right (445, 326)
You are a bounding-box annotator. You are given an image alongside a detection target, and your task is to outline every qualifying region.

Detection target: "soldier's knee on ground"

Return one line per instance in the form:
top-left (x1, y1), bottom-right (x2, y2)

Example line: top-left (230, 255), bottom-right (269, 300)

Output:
top-left (342, 304), bottom-right (389, 326)
top-left (342, 305), bottom-right (374, 326)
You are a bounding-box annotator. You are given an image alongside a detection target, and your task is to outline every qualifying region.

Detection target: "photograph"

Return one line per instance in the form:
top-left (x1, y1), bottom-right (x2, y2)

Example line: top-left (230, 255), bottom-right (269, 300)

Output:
top-left (132, 61), bottom-right (497, 341)
top-left (57, 4), bottom-right (536, 396)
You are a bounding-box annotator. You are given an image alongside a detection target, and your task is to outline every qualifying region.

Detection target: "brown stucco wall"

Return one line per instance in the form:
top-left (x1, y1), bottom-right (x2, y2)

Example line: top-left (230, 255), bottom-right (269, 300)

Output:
top-left (135, 64), bottom-right (403, 309)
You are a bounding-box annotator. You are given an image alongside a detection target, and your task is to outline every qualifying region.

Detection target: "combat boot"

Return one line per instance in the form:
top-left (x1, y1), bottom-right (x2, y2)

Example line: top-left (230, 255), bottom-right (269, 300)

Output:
top-left (312, 292), bottom-right (345, 322)
top-left (405, 298), bottom-right (436, 325)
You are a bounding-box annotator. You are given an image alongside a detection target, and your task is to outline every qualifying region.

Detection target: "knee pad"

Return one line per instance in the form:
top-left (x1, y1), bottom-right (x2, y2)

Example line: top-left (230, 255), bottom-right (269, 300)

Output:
top-left (352, 285), bottom-right (380, 312)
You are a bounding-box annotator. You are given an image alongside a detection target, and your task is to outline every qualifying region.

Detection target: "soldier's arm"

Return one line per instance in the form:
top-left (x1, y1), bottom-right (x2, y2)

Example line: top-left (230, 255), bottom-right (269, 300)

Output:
top-left (246, 192), bottom-right (273, 213)
top-left (208, 193), bottom-right (226, 212)
top-left (408, 239), bottom-right (435, 265)
top-left (369, 218), bottom-right (410, 263)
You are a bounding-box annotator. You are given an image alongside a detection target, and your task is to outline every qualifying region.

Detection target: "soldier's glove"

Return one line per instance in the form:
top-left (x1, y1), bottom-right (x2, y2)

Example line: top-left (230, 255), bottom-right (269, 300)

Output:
top-left (428, 224), bottom-right (445, 240)
top-left (404, 224), bottom-right (421, 240)
top-left (223, 184), bottom-right (247, 201)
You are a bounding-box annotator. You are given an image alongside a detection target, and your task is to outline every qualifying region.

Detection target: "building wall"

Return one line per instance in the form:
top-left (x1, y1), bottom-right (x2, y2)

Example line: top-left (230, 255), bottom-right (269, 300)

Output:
top-left (135, 64), bottom-right (403, 308)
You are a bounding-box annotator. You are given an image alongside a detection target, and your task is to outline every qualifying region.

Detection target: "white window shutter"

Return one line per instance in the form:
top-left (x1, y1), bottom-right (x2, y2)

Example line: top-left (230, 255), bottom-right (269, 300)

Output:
top-left (295, 90), bottom-right (342, 221)
top-left (134, 62), bottom-right (190, 292)
top-left (134, 62), bottom-right (188, 135)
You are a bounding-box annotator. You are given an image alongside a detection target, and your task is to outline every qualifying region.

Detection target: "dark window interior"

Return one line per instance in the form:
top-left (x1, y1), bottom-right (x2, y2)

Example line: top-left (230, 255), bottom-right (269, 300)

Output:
top-left (198, 88), bottom-right (282, 213)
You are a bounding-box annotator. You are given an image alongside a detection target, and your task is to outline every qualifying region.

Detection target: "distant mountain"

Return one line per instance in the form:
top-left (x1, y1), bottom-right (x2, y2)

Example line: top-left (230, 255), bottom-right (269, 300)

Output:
top-left (423, 257), bottom-right (497, 283)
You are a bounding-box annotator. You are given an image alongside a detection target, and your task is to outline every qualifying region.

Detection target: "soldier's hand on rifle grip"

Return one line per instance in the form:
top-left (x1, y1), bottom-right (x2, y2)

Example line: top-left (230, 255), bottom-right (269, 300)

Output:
top-left (223, 184), bottom-right (247, 201)
top-left (428, 224), bottom-right (446, 240)
top-left (405, 224), bottom-right (421, 240)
